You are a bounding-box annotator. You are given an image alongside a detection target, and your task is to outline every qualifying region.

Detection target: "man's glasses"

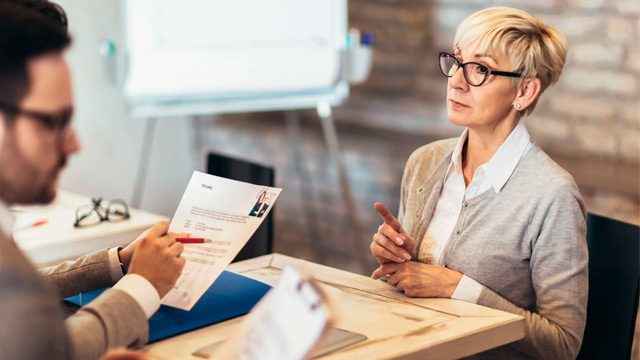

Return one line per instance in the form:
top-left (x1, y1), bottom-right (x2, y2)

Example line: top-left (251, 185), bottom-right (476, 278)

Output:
top-left (0, 102), bottom-right (73, 130)
top-left (439, 52), bottom-right (521, 87)
top-left (74, 197), bottom-right (130, 228)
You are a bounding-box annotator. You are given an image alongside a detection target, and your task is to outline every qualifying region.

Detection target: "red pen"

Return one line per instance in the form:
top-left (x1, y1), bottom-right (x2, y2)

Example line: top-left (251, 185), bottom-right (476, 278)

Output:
top-left (176, 237), bottom-right (207, 244)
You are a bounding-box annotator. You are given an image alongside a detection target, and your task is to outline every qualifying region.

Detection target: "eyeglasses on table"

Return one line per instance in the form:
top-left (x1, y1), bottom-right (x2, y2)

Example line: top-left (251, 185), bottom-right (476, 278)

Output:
top-left (74, 197), bottom-right (130, 228)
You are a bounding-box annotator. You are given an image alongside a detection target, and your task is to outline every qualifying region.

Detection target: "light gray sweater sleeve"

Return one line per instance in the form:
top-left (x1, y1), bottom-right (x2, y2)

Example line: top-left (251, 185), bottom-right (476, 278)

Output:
top-left (475, 181), bottom-right (588, 360)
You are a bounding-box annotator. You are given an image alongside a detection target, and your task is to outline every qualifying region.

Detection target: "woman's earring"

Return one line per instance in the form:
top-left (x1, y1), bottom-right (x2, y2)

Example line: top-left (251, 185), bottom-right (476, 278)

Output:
top-left (515, 103), bottom-right (521, 110)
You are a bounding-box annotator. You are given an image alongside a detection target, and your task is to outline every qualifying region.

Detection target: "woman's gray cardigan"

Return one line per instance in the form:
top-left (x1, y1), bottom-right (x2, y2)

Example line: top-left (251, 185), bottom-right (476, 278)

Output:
top-left (399, 139), bottom-right (588, 360)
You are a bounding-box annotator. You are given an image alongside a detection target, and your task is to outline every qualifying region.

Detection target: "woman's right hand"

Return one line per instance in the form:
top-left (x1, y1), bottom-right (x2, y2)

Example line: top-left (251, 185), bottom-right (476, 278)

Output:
top-left (370, 202), bottom-right (416, 265)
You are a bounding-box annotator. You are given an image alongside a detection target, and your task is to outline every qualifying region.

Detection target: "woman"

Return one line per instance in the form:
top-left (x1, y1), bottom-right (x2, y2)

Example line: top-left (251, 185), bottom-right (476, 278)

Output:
top-left (370, 7), bottom-right (588, 360)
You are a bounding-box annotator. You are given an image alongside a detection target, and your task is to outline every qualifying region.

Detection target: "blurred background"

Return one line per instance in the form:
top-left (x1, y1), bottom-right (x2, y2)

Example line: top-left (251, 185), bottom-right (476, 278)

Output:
top-left (55, 0), bottom-right (638, 352)
top-left (57, 0), bottom-right (639, 270)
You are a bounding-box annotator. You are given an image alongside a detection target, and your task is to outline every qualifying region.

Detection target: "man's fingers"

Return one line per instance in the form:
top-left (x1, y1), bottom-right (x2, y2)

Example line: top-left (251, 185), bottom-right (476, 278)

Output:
top-left (100, 348), bottom-right (148, 360)
top-left (374, 202), bottom-right (404, 234)
top-left (146, 221), bottom-right (170, 240)
top-left (159, 232), bottom-right (177, 247)
top-left (146, 232), bottom-right (176, 249)
top-left (169, 232), bottom-right (190, 238)
top-left (134, 229), bottom-right (150, 243)
top-left (167, 242), bottom-right (184, 258)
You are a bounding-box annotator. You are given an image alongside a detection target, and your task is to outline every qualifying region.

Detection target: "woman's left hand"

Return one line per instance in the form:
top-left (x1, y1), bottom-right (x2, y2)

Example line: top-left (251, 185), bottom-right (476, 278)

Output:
top-left (372, 261), bottom-right (463, 298)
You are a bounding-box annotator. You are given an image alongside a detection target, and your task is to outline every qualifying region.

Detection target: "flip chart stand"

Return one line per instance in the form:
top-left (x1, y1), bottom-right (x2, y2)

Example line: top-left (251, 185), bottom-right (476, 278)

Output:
top-left (318, 102), bottom-right (369, 272)
top-left (284, 104), bottom-right (369, 273)
top-left (129, 30), bottom-right (374, 273)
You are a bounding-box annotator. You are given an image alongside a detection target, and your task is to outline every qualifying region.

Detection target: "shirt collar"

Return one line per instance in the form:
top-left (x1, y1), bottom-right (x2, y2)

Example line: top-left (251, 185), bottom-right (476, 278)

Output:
top-left (0, 198), bottom-right (16, 240)
top-left (446, 128), bottom-right (469, 180)
top-left (446, 121), bottom-right (532, 193)
top-left (481, 121), bottom-right (531, 192)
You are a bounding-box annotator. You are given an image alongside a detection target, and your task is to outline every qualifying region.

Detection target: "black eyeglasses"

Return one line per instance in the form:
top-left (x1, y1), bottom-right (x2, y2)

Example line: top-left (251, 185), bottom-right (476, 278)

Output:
top-left (439, 52), bottom-right (521, 87)
top-left (74, 197), bottom-right (130, 228)
top-left (0, 102), bottom-right (73, 130)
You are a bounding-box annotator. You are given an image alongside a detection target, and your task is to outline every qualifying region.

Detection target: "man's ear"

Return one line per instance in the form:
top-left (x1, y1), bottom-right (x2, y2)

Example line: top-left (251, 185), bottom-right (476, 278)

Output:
top-left (513, 78), bottom-right (541, 111)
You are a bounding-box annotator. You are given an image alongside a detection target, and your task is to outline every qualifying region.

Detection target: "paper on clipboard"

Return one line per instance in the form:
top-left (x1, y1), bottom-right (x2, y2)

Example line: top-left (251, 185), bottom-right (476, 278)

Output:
top-left (163, 170), bottom-right (281, 310)
top-left (213, 266), bottom-right (333, 360)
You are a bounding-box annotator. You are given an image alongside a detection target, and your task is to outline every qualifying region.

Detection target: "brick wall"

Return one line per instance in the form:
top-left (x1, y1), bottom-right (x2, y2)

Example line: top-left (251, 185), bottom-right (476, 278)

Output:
top-left (341, 0), bottom-right (640, 164)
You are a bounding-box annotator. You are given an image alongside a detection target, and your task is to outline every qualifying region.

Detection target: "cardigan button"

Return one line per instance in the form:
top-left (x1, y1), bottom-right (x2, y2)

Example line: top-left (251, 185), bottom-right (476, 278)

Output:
top-left (454, 229), bottom-right (461, 235)
top-left (462, 201), bottom-right (468, 208)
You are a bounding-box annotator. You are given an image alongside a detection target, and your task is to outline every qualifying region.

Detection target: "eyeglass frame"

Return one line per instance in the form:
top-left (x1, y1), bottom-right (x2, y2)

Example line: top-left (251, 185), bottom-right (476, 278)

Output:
top-left (0, 102), bottom-right (73, 131)
top-left (438, 52), bottom-right (522, 87)
top-left (74, 197), bottom-right (131, 228)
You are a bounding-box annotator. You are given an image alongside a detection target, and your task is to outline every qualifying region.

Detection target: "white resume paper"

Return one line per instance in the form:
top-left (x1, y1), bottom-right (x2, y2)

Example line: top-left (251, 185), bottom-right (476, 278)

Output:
top-left (164, 170), bottom-right (281, 310)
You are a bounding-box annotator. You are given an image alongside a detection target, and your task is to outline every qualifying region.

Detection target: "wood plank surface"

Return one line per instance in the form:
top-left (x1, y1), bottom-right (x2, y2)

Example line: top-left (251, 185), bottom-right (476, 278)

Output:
top-left (146, 254), bottom-right (524, 360)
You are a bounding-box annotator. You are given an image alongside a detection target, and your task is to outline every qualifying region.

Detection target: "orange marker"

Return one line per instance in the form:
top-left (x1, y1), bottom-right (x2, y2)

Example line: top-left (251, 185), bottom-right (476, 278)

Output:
top-left (13, 218), bottom-right (48, 232)
top-left (32, 219), bottom-right (48, 227)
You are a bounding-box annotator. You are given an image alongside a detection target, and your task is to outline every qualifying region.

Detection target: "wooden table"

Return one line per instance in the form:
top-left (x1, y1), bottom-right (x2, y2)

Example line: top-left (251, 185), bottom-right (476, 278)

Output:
top-left (13, 190), bottom-right (169, 267)
top-left (146, 253), bottom-right (524, 360)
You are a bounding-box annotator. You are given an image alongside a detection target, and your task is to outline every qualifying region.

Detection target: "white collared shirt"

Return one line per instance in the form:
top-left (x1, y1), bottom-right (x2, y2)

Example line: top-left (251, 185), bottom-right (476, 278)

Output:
top-left (421, 121), bottom-right (533, 303)
top-left (0, 199), bottom-right (159, 318)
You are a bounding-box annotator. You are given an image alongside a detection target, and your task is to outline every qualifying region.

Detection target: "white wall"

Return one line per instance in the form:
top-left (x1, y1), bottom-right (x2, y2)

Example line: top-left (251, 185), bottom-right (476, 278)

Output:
top-left (56, 0), bottom-right (201, 217)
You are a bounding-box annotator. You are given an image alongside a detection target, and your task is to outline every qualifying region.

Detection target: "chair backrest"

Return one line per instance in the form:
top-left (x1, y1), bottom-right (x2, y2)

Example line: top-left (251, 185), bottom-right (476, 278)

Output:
top-left (576, 213), bottom-right (639, 360)
top-left (206, 152), bottom-right (275, 263)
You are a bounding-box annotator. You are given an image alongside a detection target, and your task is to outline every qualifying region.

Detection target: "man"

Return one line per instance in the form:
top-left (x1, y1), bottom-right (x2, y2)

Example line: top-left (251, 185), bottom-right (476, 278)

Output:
top-left (0, 2), bottom-right (186, 359)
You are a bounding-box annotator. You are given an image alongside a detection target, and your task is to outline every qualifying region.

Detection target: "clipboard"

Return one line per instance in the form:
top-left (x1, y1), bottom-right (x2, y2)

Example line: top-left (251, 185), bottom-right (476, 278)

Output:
top-left (194, 266), bottom-right (367, 359)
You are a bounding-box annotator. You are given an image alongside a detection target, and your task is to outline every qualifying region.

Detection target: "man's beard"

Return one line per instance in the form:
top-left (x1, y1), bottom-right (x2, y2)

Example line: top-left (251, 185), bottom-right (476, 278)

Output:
top-left (0, 133), bottom-right (65, 205)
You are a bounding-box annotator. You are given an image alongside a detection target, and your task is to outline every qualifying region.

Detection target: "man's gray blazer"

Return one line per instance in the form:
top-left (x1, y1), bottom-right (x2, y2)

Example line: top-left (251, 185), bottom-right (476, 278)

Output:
top-left (0, 233), bottom-right (149, 360)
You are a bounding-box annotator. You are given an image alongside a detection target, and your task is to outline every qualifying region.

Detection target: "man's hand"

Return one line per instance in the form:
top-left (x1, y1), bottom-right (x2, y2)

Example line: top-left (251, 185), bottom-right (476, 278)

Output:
top-left (371, 261), bottom-right (463, 298)
top-left (370, 202), bottom-right (416, 265)
top-left (127, 222), bottom-right (186, 298)
top-left (100, 348), bottom-right (148, 360)
top-left (119, 228), bottom-right (190, 273)
top-left (118, 230), bottom-right (148, 272)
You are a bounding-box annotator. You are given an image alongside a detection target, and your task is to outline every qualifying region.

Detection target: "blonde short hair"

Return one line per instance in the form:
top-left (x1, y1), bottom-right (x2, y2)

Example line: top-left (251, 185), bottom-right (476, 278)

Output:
top-left (454, 7), bottom-right (568, 116)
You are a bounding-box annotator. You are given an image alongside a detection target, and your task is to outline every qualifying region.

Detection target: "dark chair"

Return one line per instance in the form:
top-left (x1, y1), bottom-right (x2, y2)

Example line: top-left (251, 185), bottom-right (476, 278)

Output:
top-left (206, 153), bottom-right (275, 263)
top-left (576, 213), bottom-right (639, 360)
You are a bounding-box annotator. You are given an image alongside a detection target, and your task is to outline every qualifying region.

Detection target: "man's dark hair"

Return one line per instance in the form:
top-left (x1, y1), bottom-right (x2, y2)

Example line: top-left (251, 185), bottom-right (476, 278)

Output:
top-left (5, 0), bottom-right (68, 29)
top-left (0, 0), bottom-right (71, 110)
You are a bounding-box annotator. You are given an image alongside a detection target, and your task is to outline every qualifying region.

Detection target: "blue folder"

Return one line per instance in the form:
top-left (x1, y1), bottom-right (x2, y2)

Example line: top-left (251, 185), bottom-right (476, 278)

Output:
top-left (64, 270), bottom-right (271, 343)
